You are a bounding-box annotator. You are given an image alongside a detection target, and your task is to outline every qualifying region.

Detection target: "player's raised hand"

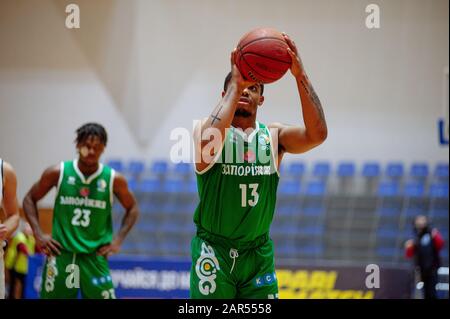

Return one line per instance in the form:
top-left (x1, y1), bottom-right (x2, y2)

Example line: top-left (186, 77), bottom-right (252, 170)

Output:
top-left (230, 49), bottom-right (256, 91)
top-left (282, 32), bottom-right (304, 78)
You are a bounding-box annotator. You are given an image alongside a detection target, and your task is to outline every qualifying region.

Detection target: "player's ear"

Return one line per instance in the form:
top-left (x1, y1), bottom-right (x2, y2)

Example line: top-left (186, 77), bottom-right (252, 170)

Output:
top-left (258, 96), bottom-right (264, 106)
top-left (221, 91), bottom-right (225, 98)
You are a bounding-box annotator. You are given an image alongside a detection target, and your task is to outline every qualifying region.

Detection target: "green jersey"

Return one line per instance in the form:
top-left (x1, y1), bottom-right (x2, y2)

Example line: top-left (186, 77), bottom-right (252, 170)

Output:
top-left (52, 159), bottom-right (115, 254)
top-left (194, 122), bottom-right (280, 242)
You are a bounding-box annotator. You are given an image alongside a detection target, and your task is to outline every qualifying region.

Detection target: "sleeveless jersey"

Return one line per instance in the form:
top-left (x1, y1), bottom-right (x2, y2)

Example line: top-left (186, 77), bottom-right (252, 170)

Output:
top-left (53, 159), bottom-right (115, 254)
top-left (194, 122), bottom-right (280, 242)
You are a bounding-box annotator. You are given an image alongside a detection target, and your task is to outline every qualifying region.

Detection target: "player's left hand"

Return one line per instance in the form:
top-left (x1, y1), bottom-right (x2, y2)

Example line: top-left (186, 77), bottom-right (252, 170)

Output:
top-left (0, 224), bottom-right (7, 241)
top-left (282, 32), bottom-right (304, 78)
top-left (97, 238), bottom-right (121, 257)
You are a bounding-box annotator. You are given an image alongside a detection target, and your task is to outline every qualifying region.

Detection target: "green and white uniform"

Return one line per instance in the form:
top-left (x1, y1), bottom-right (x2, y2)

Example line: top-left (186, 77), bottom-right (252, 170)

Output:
top-left (40, 159), bottom-right (116, 299)
top-left (190, 122), bottom-right (280, 299)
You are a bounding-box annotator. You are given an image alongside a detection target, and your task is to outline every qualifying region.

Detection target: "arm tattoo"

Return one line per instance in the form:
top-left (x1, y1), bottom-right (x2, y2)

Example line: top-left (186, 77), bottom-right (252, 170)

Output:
top-left (211, 105), bottom-right (223, 125)
top-left (209, 87), bottom-right (233, 125)
top-left (300, 78), bottom-right (325, 124)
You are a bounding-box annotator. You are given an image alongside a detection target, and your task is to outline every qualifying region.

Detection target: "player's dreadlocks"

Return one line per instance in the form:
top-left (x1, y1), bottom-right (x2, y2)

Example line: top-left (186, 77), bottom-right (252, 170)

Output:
top-left (75, 123), bottom-right (108, 146)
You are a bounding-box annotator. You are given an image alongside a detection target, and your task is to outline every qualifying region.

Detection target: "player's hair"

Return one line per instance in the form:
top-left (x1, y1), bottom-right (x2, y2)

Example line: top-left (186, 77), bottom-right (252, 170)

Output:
top-left (223, 72), bottom-right (264, 95)
top-left (75, 123), bottom-right (108, 146)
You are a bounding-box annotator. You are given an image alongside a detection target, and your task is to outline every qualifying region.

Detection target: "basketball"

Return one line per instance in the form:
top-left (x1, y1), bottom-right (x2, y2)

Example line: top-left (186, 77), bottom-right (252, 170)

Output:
top-left (235, 27), bottom-right (292, 84)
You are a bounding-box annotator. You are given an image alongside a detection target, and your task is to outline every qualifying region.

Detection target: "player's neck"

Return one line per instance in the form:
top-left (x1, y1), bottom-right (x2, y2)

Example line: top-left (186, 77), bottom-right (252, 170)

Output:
top-left (77, 159), bottom-right (100, 177)
top-left (231, 116), bottom-right (257, 132)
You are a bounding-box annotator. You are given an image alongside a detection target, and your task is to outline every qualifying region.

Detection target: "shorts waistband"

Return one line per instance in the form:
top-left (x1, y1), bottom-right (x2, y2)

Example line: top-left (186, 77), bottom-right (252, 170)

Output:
top-left (196, 227), bottom-right (269, 250)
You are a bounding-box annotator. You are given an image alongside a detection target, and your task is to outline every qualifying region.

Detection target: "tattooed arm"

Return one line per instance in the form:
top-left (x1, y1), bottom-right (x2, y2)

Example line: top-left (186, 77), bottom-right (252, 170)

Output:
top-left (194, 50), bottom-right (255, 173)
top-left (269, 33), bottom-right (328, 158)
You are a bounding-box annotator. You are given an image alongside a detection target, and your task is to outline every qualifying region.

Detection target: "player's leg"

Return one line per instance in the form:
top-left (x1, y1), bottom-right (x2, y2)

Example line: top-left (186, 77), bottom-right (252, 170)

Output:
top-left (190, 236), bottom-right (237, 299)
top-left (79, 254), bottom-right (115, 299)
top-left (40, 253), bottom-right (79, 299)
top-left (236, 239), bottom-right (279, 299)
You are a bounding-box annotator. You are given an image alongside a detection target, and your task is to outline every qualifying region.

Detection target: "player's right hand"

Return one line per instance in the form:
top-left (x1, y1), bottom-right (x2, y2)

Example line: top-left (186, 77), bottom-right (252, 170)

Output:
top-left (0, 224), bottom-right (7, 241)
top-left (36, 234), bottom-right (62, 256)
top-left (230, 49), bottom-right (256, 91)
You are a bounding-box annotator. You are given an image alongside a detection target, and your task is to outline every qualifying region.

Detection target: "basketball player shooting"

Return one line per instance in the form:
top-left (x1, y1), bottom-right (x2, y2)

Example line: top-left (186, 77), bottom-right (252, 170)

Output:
top-left (190, 32), bottom-right (328, 299)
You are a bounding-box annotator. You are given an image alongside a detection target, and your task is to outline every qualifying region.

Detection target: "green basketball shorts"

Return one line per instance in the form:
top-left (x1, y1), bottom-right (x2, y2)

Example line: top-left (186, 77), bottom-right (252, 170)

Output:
top-left (190, 231), bottom-right (279, 299)
top-left (40, 250), bottom-right (115, 299)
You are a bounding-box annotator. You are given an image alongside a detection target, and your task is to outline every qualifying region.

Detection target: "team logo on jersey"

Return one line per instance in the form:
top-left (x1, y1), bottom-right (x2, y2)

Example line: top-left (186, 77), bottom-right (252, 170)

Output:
top-left (79, 187), bottom-right (90, 197)
top-left (68, 176), bottom-right (76, 185)
top-left (244, 150), bottom-right (256, 163)
top-left (97, 179), bottom-right (107, 192)
top-left (195, 242), bottom-right (220, 296)
top-left (258, 134), bottom-right (270, 151)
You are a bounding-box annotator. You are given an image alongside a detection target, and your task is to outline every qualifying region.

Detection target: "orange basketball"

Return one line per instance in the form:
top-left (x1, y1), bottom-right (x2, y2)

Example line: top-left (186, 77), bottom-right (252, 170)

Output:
top-left (235, 28), bottom-right (292, 84)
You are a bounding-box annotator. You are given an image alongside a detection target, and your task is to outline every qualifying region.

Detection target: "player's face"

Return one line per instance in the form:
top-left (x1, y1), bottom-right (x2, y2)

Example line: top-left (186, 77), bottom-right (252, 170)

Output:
top-left (236, 84), bottom-right (264, 117)
top-left (77, 135), bottom-right (105, 166)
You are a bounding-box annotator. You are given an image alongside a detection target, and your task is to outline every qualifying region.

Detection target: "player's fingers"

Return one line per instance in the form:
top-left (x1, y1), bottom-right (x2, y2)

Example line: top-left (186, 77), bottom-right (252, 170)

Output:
top-left (97, 245), bottom-right (110, 255)
top-left (51, 238), bottom-right (62, 249)
top-left (47, 242), bottom-right (61, 255)
top-left (283, 34), bottom-right (298, 53)
top-left (287, 47), bottom-right (297, 59)
top-left (231, 48), bottom-right (237, 66)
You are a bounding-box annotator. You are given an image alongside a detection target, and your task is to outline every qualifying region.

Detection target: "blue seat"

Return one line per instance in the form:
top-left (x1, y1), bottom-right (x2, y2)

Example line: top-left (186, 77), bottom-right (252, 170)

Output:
top-left (288, 162), bottom-right (306, 178)
top-left (302, 205), bottom-right (324, 216)
top-left (376, 247), bottom-right (398, 258)
top-left (377, 228), bottom-right (398, 239)
top-left (107, 159), bottom-right (124, 173)
top-left (163, 179), bottom-right (184, 193)
top-left (410, 163), bottom-right (429, 180)
top-left (299, 225), bottom-right (324, 236)
top-left (161, 202), bottom-right (179, 215)
top-left (276, 244), bottom-right (297, 256)
top-left (136, 221), bottom-right (158, 232)
top-left (127, 160), bottom-right (145, 176)
top-left (138, 178), bottom-right (161, 193)
top-left (304, 180), bottom-right (326, 196)
top-left (140, 202), bottom-right (160, 214)
top-left (362, 162), bottom-right (381, 177)
top-left (438, 228), bottom-right (449, 239)
top-left (278, 180), bottom-right (301, 195)
top-left (112, 202), bottom-right (122, 213)
top-left (405, 204), bottom-right (427, 217)
top-left (337, 162), bottom-right (355, 177)
top-left (278, 163), bottom-right (286, 176)
top-left (313, 162), bottom-right (331, 178)
top-left (298, 245), bottom-right (323, 256)
top-left (403, 182), bottom-right (425, 197)
top-left (278, 223), bottom-right (299, 236)
top-left (386, 163), bottom-right (404, 179)
top-left (429, 183), bottom-right (449, 198)
top-left (151, 160), bottom-right (169, 175)
top-left (277, 204), bottom-right (294, 217)
top-left (183, 180), bottom-right (198, 194)
top-left (174, 162), bottom-right (192, 175)
top-left (159, 241), bottom-right (182, 255)
top-left (434, 163), bottom-right (449, 179)
top-left (159, 222), bottom-right (185, 234)
top-left (377, 181), bottom-right (400, 197)
top-left (127, 178), bottom-right (138, 192)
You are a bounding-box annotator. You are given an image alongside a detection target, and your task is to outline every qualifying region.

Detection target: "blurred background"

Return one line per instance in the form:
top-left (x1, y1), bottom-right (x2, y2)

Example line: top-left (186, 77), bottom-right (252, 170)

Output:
top-left (0, 0), bottom-right (448, 299)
